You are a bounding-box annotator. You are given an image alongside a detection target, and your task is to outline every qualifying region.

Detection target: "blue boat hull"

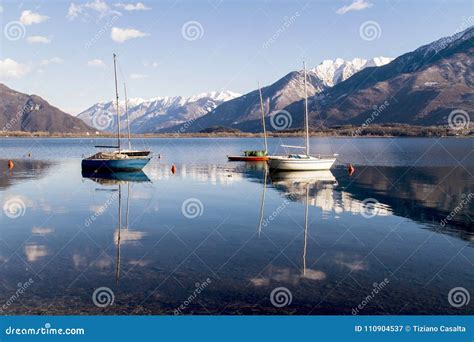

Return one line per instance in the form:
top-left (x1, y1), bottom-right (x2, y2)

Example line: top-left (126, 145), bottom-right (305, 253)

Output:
top-left (81, 157), bottom-right (150, 172)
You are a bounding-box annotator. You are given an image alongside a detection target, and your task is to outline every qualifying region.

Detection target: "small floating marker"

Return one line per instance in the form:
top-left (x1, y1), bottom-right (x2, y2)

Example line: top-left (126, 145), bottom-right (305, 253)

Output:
top-left (171, 164), bottom-right (177, 174)
top-left (347, 163), bottom-right (355, 176)
top-left (28, 153), bottom-right (32, 158)
top-left (8, 160), bottom-right (15, 169)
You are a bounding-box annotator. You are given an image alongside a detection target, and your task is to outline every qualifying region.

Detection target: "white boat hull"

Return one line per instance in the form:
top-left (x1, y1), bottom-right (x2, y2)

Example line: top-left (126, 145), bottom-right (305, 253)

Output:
top-left (268, 156), bottom-right (336, 171)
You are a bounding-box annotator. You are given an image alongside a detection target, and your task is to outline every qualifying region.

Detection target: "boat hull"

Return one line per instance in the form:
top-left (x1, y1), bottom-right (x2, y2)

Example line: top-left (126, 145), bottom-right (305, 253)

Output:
top-left (268, 157), bottom-right (336, 171)
top-left (120, 150), bottom-right (151, 157)
top-left (228, 155), bottom-right (269, 161)
top-left (81, 157), bottom-right (150, 172)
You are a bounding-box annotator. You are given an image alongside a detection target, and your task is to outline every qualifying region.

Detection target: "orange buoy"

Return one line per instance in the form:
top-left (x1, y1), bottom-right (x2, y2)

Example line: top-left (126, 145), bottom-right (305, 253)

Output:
top-left (8, 160), bottom-right (14, 169)
top-left (171, 164), bottom-right (177, 174)
top-left (348, 163), bottom-right (355, 176)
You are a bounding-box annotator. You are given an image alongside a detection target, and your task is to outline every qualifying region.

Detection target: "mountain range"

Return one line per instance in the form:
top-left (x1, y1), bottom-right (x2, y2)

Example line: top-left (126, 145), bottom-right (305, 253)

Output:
top-left (166, 26), bottom-right (473, 133)
top-left (77, 57), bottom-right (393, 134)
top-left (77, 91), bottom-right (241, 133)
top-left (291, 25), bottom-right (474, 130)
top-left (1, 26), bottom-right (472, 135)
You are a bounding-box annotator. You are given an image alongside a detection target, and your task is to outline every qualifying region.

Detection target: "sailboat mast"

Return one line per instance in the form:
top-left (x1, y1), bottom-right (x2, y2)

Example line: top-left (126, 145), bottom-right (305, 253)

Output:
top-left (257, 165), bottom-right (268, 237)
top-left (303, 184), bottom-right (309, 276)
top-left (258, 82), bottom-right (268, 153)
top-left (123, 83), bottom-right (132, 150)
top-left (113, 53), bottom-right (121, 152)
top-left (303, 61), bottom-right (309, 156)
top-left (115, 184), bottom-right (122, 284)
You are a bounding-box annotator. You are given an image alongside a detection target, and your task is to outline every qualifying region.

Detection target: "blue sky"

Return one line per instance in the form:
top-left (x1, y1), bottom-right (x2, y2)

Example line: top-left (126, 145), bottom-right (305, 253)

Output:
top-left (1, 0), bottom-right (472, 114)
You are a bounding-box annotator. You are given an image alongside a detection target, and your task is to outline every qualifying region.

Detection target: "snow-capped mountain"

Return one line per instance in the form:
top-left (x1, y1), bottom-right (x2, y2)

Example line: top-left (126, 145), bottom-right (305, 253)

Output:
top-left (311, 57), bottom-right (393, 87)
top-left (164, 56), bottom-right (393, 133)
top-left (282, 25), bottom-right (474, 129)
top-left (77, 91), bottom-right (240, 133)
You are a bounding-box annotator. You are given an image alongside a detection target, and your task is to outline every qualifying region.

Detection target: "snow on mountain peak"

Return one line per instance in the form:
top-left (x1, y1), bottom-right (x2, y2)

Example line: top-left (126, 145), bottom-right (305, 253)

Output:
top-left (417, 25), bottom-right (474, 56)
top-left (310, 56), bottom-right (393, 87)
top-left (77, 90), bottom-right (241, 133)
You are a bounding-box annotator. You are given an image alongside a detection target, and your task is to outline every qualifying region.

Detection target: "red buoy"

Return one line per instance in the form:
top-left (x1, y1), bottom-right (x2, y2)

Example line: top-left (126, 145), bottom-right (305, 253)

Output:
top-left (348, 163), bottom-right (355, 176)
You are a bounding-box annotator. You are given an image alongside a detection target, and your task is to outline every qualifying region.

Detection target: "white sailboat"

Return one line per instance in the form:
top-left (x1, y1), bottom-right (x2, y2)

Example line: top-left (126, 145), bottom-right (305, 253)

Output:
top-left (268, 62), bottom-right (337, 171)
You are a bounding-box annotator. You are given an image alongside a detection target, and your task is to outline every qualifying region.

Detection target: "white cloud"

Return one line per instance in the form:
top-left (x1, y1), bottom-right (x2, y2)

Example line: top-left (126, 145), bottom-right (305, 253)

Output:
top-left (26, 35), bottom-right (51, 44)
top-left (0, 58), bottom-right (30, 79)
top-left (25, 244), bottom-right (49, 262)
top-left (19, 10), bottom-right (49, 25)
top-left (111, 27), bottom-right (148, 43)
top-left (143, 60), bottom-right (159, 68)
top-left (130, 73), bottom-right (148, 79)
top-left (40, 57), bottom-right (64, 67)
top-left (85, 0), bottom-right (109, 13)
top-left (67, 3), bottom-right (83, 20)
top-left (336, 0), bottom-right (373, 15)
top-left (0, 5), bottom-right (3, 13)
top-left (67, 0), bottom-right (121, 20)
top-left (32, 227), bottom-right (54, 235)
top-left (87, 59), bottom-right (106, 68)
top-left (115, 2), bottom-right (151, 11)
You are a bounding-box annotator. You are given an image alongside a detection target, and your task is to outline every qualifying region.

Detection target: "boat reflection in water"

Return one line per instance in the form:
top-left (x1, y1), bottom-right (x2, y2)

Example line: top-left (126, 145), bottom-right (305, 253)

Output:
top-left (269, 170), bottom-right (337, 186)
top-left (252, 169), bottom-right (334, 287)
top-left (81, 169), bottom-right (151, 185)
top-left (272, 170), bottom-right (336, 279)
top-left (82, 170), bottom-right (151, 283)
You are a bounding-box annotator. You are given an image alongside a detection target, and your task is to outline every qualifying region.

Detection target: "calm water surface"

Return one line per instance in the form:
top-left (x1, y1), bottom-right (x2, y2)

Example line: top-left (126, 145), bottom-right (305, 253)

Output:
top-left (0, 137), bottom-right (473, 315)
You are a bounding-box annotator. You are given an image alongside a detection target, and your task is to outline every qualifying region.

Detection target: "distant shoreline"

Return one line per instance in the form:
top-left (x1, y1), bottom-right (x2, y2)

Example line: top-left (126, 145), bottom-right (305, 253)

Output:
top-left (0, 125), bottom-right (471, 138)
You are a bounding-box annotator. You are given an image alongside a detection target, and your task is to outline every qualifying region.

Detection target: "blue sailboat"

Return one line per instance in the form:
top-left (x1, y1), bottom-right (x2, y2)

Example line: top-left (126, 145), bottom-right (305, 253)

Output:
top-left (82, 54), bottom-right (151, 172)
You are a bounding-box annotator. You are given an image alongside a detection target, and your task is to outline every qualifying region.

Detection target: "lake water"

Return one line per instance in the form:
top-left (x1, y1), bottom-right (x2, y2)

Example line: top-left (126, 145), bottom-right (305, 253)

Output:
top-left (0, 137), bottom-right (472, 315)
